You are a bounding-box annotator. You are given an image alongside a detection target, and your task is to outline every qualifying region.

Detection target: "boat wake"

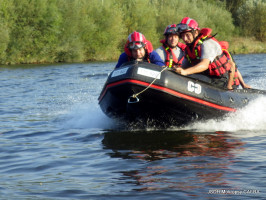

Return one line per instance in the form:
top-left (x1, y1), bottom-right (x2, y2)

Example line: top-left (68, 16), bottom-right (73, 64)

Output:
top-left (185, 77), bottom-right (266, 133)
top-left (59, 96), bottom-right (266, 133)
top-left (184, 96), bottom-right (266, 132)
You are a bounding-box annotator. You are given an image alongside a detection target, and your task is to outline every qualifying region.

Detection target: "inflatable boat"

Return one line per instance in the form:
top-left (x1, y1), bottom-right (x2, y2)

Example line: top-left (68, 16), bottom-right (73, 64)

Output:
top-left (98, 61), bottom-right (265, 126)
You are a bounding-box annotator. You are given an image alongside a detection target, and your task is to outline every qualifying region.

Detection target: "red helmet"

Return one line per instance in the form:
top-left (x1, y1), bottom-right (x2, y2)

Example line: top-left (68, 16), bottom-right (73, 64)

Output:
top-left (127, 31), bottom-right (147, 50)
top-left (177, 17), bottom-right (199, 33)
top-left (164, 24), bottom-right (178, 36)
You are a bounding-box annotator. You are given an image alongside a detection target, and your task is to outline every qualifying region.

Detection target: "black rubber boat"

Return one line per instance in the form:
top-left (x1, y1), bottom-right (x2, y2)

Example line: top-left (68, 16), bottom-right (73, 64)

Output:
top-left (98, 61), bottom-right (265, 126)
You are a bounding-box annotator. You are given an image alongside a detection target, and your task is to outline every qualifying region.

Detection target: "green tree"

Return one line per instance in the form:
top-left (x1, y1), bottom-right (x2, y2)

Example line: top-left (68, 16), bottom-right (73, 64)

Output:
top-left (0, 0), bottom-right (11, 63)
top-left (220, 0), bottom-right (246, 25)
top-left (84, 0), bottom-right (127, 60)
top-left (116, 0), bottom-right (159, 48)
top-left (0, 0), bottom-right (264, 64)
top-left (0, 0), bottom-right (62, 64)
top-left (54, 0), bottom-right (85, 62)
top-left (236, 0), bottom-right (266, 41)
top-left (154, 0), bottom-right (234, 41)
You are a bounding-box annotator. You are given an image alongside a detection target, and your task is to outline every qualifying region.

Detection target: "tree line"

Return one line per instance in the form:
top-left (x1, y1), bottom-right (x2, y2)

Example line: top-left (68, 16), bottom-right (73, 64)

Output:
top-left (0, 0), bottom-right (265, 64)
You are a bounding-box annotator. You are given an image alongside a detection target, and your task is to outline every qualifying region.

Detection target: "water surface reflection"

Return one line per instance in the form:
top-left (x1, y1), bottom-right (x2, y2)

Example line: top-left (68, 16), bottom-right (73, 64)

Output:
top-left (102, 131), bottom-right (245, 194)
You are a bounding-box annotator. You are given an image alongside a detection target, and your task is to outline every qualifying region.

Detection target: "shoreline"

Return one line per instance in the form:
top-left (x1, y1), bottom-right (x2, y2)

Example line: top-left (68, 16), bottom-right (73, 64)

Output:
top-left (1, 37), bottom-right (265, 65)
top-left (229, 37), bottom-right (266, 55)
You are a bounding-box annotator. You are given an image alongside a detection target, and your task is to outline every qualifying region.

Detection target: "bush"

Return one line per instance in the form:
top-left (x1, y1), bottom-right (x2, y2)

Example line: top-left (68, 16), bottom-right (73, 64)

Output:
top-left (0, 0), bottom-right (264, 64)
top-left (236, 0), bottom-right (266, 41)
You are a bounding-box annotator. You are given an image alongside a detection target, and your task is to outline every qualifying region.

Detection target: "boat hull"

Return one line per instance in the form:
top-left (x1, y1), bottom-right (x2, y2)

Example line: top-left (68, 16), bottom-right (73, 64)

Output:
top-left (98, 62), bottom-right (265, 126)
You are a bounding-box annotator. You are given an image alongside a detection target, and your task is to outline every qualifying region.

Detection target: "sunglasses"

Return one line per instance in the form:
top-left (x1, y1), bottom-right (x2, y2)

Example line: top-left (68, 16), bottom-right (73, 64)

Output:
top-left (177, 23), bottom-right (192, 32)
top-left (128, 41), bottom-right (145, 50)
top-left (166, 27), bottom-right (178, 34)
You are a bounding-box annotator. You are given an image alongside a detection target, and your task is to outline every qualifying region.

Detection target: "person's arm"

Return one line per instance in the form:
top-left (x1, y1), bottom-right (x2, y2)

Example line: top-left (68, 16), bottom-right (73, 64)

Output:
top-left (154, 47), bottom-right (166, 63)
top-left (150, 51), bottom-right (166, 67)
top-left (174, 58), bottom-right (210, 75)
top-left (115, 53), bottom-right (128, 68)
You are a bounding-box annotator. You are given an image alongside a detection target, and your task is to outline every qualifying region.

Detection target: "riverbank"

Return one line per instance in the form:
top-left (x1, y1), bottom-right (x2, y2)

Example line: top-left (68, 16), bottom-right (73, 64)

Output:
top-left (1, 37), bottom-right (265, 65)
top-left (229, 37), bottom-right (266, 54)
top-left (1, 0), bottom-right (264, 65)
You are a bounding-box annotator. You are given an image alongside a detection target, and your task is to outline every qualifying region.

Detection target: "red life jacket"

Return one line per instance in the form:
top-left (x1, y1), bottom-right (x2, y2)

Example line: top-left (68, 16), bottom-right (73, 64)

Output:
top-left (124, 40), bottom-right (154, 63)
top-left (160, 39), bottom-right (186, 68)
top-left (185, 28), bottom-right (239, 86)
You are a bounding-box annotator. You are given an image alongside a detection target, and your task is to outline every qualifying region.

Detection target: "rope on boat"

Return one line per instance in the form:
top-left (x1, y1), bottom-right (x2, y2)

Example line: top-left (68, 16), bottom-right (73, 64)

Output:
top-left (128, 66), bottom-right (169, 103)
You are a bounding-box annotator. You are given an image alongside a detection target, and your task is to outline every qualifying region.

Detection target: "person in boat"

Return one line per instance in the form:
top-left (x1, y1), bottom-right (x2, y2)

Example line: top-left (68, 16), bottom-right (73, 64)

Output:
top-left (115, 31), bottom-right (165, 68)
top-left (174, 17), bottom-right (251, 90)
top-left (155, 24), bottom-right (188, 68)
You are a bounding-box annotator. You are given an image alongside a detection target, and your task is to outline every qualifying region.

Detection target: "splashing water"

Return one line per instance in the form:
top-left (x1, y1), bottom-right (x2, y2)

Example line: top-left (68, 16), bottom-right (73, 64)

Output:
top-left (186, 96), bottom-right (266, 132)
top-left (59, 102), bottom-right (117, 130)
top-left (59, 94), bottom-right (266, 132)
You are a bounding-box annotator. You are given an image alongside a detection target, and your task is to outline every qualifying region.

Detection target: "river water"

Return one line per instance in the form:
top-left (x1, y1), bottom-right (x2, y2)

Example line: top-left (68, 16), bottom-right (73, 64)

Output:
top-left (0, 54), bottom-right (265, 200)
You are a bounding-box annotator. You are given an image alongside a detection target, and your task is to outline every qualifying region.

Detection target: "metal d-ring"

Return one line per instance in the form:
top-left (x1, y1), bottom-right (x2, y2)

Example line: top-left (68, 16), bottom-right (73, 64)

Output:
top-left (128, 95), bottom-right (140, 103)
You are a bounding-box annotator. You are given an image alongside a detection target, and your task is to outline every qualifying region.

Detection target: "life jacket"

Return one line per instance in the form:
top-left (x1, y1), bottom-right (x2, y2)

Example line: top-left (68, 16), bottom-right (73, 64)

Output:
top-left (185, 28), bottom-right (239, 86)
top-left (160, 39), bottom-right (186, 68)
top-left (124, 40), bottom-right (154, 63)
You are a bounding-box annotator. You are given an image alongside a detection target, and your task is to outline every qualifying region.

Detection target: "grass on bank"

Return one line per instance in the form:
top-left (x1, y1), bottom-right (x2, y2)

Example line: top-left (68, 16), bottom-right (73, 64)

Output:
top-left (229, 37), bottom-right (266, 54)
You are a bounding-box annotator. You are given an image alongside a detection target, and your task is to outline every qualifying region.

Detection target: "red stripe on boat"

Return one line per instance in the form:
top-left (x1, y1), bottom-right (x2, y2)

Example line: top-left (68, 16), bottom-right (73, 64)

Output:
top-left (98, 79), bottom-right (236, 112)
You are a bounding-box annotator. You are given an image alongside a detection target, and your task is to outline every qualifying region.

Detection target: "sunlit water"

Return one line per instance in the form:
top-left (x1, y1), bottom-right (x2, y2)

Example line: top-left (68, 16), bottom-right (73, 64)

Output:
top-left (0, 54), bottom-right (265, 199)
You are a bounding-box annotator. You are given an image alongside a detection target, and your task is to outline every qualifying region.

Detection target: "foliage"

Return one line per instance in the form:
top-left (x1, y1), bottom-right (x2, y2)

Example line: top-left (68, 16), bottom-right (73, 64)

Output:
top-left (236, 0), bottom-right (266, 41)
top-left (219, 0), bottom-right (246, 25)
top-left (0, 0), bottom-right (264, 64)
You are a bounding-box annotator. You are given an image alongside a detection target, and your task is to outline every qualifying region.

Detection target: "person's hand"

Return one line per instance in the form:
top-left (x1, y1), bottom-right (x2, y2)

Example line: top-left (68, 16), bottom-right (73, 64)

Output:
top-left (172, 65), bottom-right (178, 70)
top-left (174, 67), bottom-right (188, 76)
top-left (227, 85), bottom-right (233, 90)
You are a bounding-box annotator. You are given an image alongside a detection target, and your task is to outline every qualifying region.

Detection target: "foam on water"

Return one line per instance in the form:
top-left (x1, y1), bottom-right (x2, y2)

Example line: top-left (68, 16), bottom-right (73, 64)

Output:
top-left (60, 96), bottom-right (266, 133)
top-left (58, 100), bottom-right (120, 130)
top-left (184, 96), bottom-right (266, 132)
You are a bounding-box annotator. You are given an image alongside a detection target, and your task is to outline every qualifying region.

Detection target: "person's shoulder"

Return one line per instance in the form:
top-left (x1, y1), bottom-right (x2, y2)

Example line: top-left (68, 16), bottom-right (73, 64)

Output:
top-left (202, 39), bottom-right (222, 53)
top-left (117, 52), bottom-right (129, 61)
top-left (154, 47), bottom-right (165, 60)
top-left (150, 50), bottom-right (161, 57)
top-left (116, 52), bottom-right (128, 68)
top-left (201, 38), bottom-right (222, 61)
top-left (155, 46), bottom-right (164, 52)
top-left (202, 38), bottom-right (220, 48)
top-left (119, 52), bottom-right (127, 57)
top-left (149, 51), bottom-right (165, 67)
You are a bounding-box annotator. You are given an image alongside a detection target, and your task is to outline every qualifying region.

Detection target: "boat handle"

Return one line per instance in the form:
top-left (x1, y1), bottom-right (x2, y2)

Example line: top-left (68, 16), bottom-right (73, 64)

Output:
top-left (128, 95), bottom-right (139, 103)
